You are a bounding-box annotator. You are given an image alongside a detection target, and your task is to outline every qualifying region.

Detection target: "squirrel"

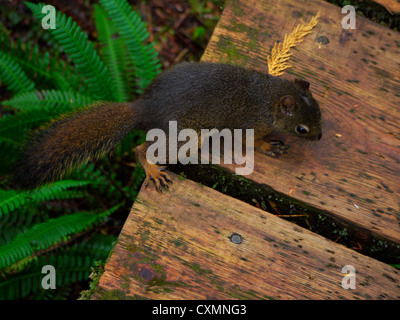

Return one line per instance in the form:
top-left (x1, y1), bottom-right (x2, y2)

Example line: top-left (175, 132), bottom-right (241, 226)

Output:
top-left (15, 62), bottom-right (322, 192)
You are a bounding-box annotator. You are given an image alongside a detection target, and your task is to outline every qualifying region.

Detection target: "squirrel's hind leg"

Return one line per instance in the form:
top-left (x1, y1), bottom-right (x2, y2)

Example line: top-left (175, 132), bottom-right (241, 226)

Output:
top-left (134, 143), bottom-right (172, 192)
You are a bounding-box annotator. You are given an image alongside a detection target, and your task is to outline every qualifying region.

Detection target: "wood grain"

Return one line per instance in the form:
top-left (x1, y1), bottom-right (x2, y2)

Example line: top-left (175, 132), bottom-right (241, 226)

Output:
top-left (201, 0), bottom-right (400, 244)
top-left (92, 173), bottom-right (400, 300)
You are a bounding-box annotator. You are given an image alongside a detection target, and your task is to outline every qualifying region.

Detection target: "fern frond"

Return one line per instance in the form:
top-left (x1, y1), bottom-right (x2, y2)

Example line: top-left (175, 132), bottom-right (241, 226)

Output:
top-left (99, 0), bottom-right (161, 93)
top-left (0, 110), bottom-right (58, 167)
top-left (94, 4), bottom-right (129, 102)
top-left (0, 108), bottom-right (60, 153)
top-left (267, 11), bottom-right (320, 76)
top-left (0, 107), bottom-right (61, 171)
top-left (0, 89), bottom-right (93, 142)
top-left (0, 50), bottom-right (35, 94)
top-left (25, 2), bottom-right (114, 100)
top-left (0, 35), bottom-right (50, 86)
top-left (73, 234), bottom-right (115, 258)
top-left (0, 203), bottom-right (122, 270)
top-left (0, 34), bottom-right (85, 92)
top-left (0, 92), bottom-right (92, 170)
top-left (0, 234), bottom-right (114, 299)
top-left (0, 180), bottom-right (91, 218)
top-left (2, 90), bottom-right (93, 113)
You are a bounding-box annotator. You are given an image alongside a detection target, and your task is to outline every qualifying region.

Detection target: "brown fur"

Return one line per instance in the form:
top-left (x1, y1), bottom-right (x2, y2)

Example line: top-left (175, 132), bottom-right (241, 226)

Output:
top-left (16, 102), bottom-right (137, 188)
top-left (15, 62), bottom-right (322, 189)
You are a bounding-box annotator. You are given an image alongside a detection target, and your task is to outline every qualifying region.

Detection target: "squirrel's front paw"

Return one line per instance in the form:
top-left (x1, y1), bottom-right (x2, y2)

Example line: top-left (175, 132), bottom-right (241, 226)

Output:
top-left (256, 139), bottom-right (289, 157)
top-left (143, 165), bottom-right (172, 192)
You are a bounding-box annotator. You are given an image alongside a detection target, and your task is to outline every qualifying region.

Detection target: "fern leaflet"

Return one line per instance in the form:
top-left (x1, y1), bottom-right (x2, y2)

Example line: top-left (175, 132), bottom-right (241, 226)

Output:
top-left (0, 50), bottom-right (35, 94)
top-left (2, 90), bottom-right (93, 113)
top-left (0, 234), bottom-right (114, 299)
top-left (99, 0), bottom-right (161, 93)
top-left (25, 2), bottom-right (114, 100)
top-left (0, 203), bottom-right (122, 270)
top-left (94, 4), bottom-right (129, 102)
top-left (0, 180), bottom-right (91, 218)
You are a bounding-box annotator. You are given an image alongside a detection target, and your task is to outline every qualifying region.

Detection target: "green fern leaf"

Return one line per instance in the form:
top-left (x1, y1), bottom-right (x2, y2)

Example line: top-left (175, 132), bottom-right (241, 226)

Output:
top-left (0, 234), bottom-right (114, 299)
top-left (0, 106), bottom-right (68, 163)
top-left (0, 50), bottom-right (35, 94)
top-left (25, 2), bottom-right (115, 100)
top-left (0, 180), bottom-right (91, 218)
top-left (0, 203), bottom-right (122, 270)
top-left (0, 189), bottom-right (22, 217)
top-left (0, 34), bottom-right (86, 92)
top-left (0, 111), bottom-right (57, 168)
top-left (2, 90), bottom-right (93, 113)
top-left (0, 89), bottom-right (93, 149)
top-left (94, 4), bottom-right (129, 102)
top-left (99, 0), bottom-right (161, 93)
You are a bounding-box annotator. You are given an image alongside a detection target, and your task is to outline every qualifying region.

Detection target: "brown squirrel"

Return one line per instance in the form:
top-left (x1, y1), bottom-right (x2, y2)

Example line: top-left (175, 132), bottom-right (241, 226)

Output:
top-left (16, 62), bottom-right (322, 191)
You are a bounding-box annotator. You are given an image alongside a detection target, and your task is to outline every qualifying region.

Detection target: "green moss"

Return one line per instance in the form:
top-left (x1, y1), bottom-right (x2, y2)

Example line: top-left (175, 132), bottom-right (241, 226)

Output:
top-left (216, 34), bottom-right (249, 64)
top-left (140, 229), bottom-right (151, 242)
top-left (95, 289), bottom-right (128, 300)
top-left (91, 288), bottom-right (147, 300)
top-left (177, 172), bottom-right (187, 180)
top-left (120, 275), bottom-right (131, 290)
top-left (147, 276), bottom-right (185, 292)
top-left (230, 0), bottom-right (246, 17)
top-left (184, 261), bottom-right (213, 276)
top-left (78, 260), bottom-right (106, 300)
top-left (170, 236), bottom-right (187, 249)
top-left (346, 79), bottom-right (360, 84)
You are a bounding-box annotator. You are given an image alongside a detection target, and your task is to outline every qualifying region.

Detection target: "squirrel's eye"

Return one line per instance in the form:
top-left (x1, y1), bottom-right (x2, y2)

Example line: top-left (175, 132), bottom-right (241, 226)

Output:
top-left (295, 125), bottom-right (310, 135)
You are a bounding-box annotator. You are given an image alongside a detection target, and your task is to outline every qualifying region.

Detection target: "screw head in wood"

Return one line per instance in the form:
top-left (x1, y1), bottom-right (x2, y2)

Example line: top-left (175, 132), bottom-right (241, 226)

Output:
top-left (317, 35), bottom-right (330, 45)
top-left (230, 233), bottom-right (242, 244)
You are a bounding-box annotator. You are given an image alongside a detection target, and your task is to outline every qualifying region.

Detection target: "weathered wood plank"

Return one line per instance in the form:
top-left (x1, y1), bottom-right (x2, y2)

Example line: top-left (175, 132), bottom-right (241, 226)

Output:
top-left (201, 0), bottom-right (400, 244)
top-left (92, 173), bottom-right (400, 300)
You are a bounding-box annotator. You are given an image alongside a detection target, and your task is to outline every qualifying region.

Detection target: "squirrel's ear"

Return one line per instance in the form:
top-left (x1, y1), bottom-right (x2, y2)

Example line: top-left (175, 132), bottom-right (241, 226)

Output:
top-left (279, 95), bottom-right (296, 117)
top-left (294, 78), bottom-right (310, 91)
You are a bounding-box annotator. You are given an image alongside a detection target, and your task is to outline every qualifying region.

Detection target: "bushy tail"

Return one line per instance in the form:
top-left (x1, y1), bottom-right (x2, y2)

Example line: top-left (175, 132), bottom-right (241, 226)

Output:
top-left (15, 102), bottom-right (137, 189)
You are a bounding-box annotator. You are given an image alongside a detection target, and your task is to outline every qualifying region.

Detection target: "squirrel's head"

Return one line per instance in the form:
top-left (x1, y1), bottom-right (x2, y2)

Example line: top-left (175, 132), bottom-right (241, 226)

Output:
top-left (274, 78), bottom-right (322, 141)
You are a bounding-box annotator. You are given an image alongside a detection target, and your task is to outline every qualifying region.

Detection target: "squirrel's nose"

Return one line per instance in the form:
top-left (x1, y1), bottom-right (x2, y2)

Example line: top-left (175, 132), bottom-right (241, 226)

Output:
top-left (312, 132), bottom-right (322, 141)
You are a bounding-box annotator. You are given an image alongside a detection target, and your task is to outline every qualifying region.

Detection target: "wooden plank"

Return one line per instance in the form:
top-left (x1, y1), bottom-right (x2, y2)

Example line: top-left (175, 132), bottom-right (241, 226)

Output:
top-left (92, 173), bottom-right (400, 300)
top-left (201, 0), bottom-right (400, 244)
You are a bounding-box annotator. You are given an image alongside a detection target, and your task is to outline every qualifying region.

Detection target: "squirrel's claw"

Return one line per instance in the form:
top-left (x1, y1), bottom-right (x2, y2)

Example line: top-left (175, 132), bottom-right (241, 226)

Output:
top-left (255, 139), bottom-right (289, 157)
top-left (143, 164), bottom-right (172, 192)
top-left (268, 139), bottom-right (289, 157)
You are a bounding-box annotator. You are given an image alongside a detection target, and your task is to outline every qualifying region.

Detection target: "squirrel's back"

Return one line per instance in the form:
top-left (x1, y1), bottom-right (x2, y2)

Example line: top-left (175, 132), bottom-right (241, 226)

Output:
top-left (138, 62), bottom-right (285, 132)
